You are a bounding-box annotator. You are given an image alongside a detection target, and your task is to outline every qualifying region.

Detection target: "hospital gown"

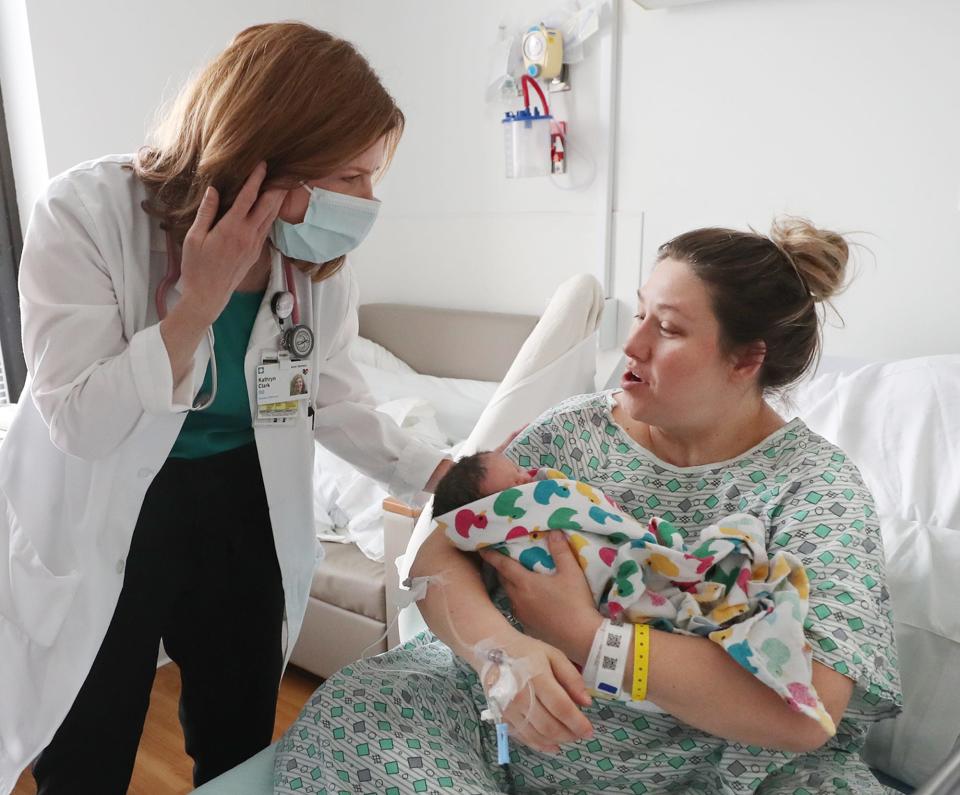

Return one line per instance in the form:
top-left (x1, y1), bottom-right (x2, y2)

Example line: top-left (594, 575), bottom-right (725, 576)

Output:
top-left (274, 391), bottom-right (902, 794)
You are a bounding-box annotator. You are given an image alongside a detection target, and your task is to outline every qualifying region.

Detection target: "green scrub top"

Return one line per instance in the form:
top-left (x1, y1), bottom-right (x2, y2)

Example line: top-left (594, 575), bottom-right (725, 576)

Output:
top-left (168, 290), bottom-right (264, 459)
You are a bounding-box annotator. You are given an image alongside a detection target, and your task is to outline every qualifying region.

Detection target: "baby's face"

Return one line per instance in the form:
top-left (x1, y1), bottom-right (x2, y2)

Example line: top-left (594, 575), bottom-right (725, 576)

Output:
top-left (480, 453), bottom-right (535, 495)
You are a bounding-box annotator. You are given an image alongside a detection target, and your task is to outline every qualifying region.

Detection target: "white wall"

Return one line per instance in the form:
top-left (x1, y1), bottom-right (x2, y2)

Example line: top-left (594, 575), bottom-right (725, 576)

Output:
top-left (3, 0), bottom-right (959, 359)
top-left (615, 0), bottom-right (960, 359)
top-left (328, 1), bottom-right (611, 315)
top-left (4, 0), bottom-right (611, 318)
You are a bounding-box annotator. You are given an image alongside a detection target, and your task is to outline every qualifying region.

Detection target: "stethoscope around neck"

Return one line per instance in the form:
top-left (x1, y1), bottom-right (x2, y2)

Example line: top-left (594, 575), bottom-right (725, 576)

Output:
top-left (156, 231), bottom-right (314, 411)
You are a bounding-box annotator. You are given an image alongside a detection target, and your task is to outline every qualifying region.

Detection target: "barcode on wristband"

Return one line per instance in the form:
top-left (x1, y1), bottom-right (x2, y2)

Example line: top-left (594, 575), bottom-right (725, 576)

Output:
top-left (605, 634), bottom-right (622, 648)
top-left (601, 655), bottom-right (618, 671)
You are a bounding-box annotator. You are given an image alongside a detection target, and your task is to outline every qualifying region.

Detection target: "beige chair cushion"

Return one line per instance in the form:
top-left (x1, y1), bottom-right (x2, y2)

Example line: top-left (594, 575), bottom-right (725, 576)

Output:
top-left (313, 542), bottom-right (385, 622)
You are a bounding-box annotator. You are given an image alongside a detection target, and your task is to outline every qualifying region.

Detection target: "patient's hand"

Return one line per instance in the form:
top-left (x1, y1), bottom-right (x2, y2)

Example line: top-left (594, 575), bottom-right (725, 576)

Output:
top-left (479, 632), bottom-right (594, 754)
top-left (480, 530), bottom-right (602, 667)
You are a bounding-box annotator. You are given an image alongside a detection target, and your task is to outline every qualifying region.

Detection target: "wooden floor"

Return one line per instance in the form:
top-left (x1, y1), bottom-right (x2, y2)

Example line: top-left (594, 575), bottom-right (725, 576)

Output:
top-left (13, 663), bottom-right (321, 795)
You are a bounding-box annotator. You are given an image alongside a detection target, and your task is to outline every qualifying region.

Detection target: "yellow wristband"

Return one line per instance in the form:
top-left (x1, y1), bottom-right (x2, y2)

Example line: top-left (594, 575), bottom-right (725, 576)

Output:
top-left (632, 623), bottom-right (650, 701)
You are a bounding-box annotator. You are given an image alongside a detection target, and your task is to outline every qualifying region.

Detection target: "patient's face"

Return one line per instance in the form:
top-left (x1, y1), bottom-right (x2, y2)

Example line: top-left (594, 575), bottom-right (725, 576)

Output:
top-left (480, 453), bottom-right (535, 496)
top-left (620, 257), bottom-right (738, 430)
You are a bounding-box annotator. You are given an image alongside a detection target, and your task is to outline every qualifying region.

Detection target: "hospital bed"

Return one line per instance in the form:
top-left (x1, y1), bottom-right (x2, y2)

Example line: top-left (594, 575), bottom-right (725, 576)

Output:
top-left (183, 292), bottom-right (958, 794)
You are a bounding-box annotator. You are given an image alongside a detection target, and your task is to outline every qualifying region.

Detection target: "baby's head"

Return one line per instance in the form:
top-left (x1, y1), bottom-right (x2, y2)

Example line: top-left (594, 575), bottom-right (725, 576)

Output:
top-left (433, 451), bottom-right (535, 516)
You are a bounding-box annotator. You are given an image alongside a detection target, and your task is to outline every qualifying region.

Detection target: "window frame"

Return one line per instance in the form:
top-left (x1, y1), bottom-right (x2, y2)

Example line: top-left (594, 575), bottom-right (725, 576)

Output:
top-left (0, 83), bottom-right (25, 403)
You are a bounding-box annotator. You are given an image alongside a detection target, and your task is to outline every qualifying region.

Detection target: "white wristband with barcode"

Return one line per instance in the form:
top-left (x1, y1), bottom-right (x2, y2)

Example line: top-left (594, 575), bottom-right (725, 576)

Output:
top-left (582, 619), bottom-right (607, 691)
top-left (587, 620), bottom-right (631, 700)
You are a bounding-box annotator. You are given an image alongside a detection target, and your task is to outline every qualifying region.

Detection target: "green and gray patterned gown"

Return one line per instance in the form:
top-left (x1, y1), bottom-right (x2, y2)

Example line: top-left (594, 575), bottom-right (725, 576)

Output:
top-left (274, 391), bottom-right (902, 795)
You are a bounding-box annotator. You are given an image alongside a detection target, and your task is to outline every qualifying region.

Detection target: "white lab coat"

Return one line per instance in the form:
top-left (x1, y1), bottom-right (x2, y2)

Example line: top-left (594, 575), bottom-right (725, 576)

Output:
top-left (0, 155), bottom-right (445, 792)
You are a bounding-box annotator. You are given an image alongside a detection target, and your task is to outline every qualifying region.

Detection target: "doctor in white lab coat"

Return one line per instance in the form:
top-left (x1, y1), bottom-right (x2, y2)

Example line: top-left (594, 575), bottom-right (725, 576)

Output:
top-left (0, 22), bottom-right (452, 795)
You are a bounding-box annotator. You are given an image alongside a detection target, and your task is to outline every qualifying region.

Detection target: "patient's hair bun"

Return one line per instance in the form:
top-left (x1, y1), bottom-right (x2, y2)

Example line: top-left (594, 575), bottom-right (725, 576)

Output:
top-left (769, 216), bottom-right (849, 303)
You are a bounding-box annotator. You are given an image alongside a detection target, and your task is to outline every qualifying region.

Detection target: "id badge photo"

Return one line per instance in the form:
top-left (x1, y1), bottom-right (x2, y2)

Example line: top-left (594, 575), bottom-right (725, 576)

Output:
top-left (255, 350), bottom-right (311, 426)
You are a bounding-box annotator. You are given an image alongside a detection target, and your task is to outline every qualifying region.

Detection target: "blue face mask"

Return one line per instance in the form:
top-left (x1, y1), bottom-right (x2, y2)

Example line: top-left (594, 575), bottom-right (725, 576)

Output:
top-left (271, 184), bottom-right (380, 264)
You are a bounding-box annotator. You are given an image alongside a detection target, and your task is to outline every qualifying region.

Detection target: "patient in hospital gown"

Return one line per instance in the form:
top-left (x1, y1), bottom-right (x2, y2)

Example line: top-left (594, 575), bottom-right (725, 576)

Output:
top-left (432, 452), bottom-right (836, 734)
top-left (276, 394), bottom-right (902, 795)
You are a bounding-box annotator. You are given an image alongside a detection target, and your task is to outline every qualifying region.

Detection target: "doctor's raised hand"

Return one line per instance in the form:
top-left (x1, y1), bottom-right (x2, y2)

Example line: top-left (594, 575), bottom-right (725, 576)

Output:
top-left (161, 163), bottom-right (286, 386)
top-left (3, 22), bottom-right (454, 795)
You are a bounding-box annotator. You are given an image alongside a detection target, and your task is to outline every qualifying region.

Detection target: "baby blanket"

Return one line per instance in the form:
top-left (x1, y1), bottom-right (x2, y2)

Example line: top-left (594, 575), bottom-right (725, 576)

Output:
top-left (437, 469), bottom-right (835, 734)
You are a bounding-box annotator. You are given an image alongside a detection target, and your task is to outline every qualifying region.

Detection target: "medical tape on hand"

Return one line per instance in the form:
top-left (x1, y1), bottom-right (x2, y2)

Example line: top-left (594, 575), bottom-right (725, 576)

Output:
top-left (478, 649), bottom-right (520, 720)
top-left (476, 645), bottom-right (528, 766)
top-left (360, 569), bottom-right (542, 764)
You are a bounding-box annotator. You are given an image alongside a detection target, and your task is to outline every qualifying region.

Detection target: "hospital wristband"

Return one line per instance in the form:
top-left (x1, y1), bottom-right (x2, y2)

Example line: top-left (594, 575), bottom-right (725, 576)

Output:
top-left (590, 620), bottom-right (631, 700)
top-left (631, 623), bottom-right (651, 702)
top-left (582, 619), bottom-right (607, 691)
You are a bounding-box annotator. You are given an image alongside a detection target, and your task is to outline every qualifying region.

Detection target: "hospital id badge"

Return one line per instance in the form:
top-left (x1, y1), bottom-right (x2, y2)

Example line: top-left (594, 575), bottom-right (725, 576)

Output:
top-left (256, 351), bottom-right (311, 425)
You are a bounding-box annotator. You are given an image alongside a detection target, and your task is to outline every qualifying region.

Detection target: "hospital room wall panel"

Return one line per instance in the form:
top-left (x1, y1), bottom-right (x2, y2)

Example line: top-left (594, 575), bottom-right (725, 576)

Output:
top-left (349, 211), bottom-right (604, 316)
top-left (4, 0), bottom-right (612, 317)
top-left (4, 0), bottom-right (959, 356)
top-left (325, 0), bottom-right (607, 220)
top-left (615, 0), bottom-right (960, 360)
top-left (308, 0), bottom-right (613, 314)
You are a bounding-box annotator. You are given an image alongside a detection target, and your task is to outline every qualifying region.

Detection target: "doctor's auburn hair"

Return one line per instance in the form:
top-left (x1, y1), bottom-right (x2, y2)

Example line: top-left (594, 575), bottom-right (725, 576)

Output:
top-left (134, 22), bottom-right (404, 282)
top-left (657, 217), bottom-right (851, 390)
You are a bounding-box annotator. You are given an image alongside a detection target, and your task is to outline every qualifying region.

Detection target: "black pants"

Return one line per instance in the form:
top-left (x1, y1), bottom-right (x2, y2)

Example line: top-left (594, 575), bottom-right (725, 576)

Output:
top-left (33, 443), bottom-right (285, 794)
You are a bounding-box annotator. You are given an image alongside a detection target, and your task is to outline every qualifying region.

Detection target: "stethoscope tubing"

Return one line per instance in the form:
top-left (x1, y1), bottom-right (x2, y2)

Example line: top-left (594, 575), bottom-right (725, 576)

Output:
top-left (154, 234), bottom-right (301, 411)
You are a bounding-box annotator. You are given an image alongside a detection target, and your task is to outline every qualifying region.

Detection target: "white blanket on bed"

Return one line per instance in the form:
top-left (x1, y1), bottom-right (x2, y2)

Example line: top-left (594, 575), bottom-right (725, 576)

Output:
top-left (314, 397), bottom-right (451, 562)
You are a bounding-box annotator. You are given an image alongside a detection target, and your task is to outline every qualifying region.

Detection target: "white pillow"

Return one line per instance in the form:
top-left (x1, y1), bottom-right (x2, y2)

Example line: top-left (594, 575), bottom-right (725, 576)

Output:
top-left (357, 363), bottom-right (499, 444)
top-left (351, 336), bottom-right (417, 375)
top-left (787, 354), bottom-right (960, 788)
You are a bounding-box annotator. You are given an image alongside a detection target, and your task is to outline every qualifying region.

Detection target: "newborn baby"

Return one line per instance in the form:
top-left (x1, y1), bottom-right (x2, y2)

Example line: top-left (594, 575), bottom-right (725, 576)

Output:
top-left (432, 451), bottom-right (835, 734)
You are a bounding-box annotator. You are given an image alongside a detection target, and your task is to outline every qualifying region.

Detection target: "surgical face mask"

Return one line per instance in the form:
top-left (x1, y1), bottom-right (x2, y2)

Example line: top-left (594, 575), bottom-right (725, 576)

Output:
top-left (271, 184), bottom-right (380, 264)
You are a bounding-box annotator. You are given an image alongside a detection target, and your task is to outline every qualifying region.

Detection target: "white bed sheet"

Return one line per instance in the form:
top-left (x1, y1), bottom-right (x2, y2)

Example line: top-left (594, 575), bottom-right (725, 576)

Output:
top-left (313, 339), bottom-right (498, 562)
top-left (771, 354), bottom-right (960, 789)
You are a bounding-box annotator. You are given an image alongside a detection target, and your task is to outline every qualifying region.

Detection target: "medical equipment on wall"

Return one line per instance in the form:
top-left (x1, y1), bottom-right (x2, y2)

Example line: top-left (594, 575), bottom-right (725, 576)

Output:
top-left (503, 75), bottom-right (566, 178)
top-left (490, 3), bottom-right (610, 182)
top-left (522, 24), bottom-right (563, 80)
top-left (486, 1), bottom-right (607, 102)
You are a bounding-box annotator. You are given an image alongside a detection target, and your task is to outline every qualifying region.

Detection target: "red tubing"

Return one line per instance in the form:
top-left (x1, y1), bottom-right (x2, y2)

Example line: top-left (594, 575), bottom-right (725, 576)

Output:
top-left (284, 258), bottom-right (300, 325)
top-left (520, 73), bottom-right (550, 116)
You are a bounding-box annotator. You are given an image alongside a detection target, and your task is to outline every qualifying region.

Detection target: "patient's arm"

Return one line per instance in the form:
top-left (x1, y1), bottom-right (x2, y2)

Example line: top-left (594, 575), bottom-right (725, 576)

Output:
top-left (410, 424), bottom-right (529, 657)
top-left (609, 629), bottom-right (852, 754)
top-left (489, 529), bottom-right (853, 754)
top-left (409, 528), bottom-right (595, 752)
top-left (408, 528), bottom-right (515, 662)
